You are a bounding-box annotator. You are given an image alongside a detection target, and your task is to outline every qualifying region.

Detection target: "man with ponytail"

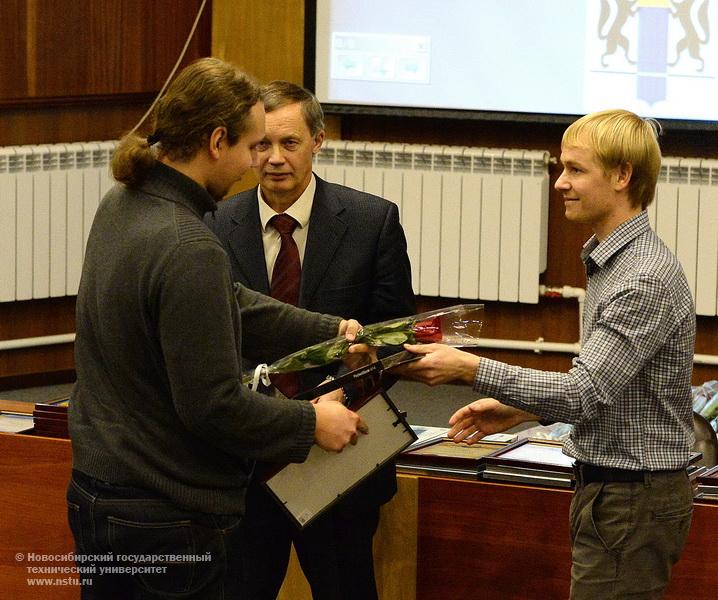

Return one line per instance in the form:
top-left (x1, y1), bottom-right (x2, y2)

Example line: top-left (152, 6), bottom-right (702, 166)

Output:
top-left (67, 57), bottom-right (367, 599)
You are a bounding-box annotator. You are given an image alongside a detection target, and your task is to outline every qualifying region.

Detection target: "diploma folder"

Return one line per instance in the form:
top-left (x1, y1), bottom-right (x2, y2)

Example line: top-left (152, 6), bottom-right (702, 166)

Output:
top-left (397, 438), bottom-right (509, 480)
top-left (264, 389), bottom-right (416, 528)
top-left (481, 439), bottom-right (576, 488)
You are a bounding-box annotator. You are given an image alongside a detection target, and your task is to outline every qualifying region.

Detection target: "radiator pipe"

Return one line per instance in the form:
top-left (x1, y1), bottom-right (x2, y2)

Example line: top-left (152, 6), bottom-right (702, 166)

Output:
top-left (0, 333), bottom-right (75, 351)
top-left (461, 284), bottom-right (586, 356)
top-left (470, 337), bottom-right (718, 366)
top-left (696, 354), bottom-right (718, 366)
top-left (1, 287), bottom-right (718, 367)
top-left (473, 337), bottom-right (581, 354)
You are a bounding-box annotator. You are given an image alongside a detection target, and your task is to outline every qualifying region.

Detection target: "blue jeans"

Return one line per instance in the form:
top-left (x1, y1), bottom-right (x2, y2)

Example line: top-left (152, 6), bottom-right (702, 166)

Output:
top-left (67, 470), bottom-right (245, 599)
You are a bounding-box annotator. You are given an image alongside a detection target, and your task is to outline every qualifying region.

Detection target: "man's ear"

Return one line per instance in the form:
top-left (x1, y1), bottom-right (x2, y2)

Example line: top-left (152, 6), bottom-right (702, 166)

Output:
top-left (614, 162), bottom-right (633, 192)
top-left (209, 127), bottom-right (226, 158)
top-left (312, 130), bottom-right (325, 155)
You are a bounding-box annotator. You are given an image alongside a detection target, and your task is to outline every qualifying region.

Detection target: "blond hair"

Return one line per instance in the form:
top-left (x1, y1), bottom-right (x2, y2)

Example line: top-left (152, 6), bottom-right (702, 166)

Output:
top-left (562, 109), bottom-right (661, 209)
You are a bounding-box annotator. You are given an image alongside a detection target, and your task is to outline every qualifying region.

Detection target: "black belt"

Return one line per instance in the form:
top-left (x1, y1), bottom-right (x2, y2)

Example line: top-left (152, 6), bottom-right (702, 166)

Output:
top-left (573, 462), bottom-right (647, 484)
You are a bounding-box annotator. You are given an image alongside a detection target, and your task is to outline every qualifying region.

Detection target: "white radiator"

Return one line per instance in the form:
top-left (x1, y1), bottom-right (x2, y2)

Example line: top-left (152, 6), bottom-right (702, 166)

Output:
top-left (650, 158), bottom-right (718, 316)
top-left (315, 140), bottom-right (550, 303)
top-left (2, 141), bottom-right (716, 317)
top-left (0, 140), bottom-right (551, 305)
top-left (0, 141), bottom-right (117, 302)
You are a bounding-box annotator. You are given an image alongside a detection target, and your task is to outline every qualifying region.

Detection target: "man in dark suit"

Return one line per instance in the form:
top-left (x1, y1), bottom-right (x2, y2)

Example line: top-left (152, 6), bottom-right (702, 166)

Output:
top-left (206, 81), bottom-right (415, 600)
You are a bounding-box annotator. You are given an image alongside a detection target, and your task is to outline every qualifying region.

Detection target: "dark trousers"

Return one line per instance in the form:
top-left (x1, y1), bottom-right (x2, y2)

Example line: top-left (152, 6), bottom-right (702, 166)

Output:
top-left (569, 469), bottom-right (693, 600)
top-left (66, 470), bottom-right (245, 599)
top-left (242, 481), bottom-right (380, 600)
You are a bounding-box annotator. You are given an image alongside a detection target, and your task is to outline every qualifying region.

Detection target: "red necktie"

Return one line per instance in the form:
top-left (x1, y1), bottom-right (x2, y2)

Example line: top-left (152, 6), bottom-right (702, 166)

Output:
top-left (269, 214), bottom-right (301, 397)
top-left (270, 214), bottom-right (301, 306)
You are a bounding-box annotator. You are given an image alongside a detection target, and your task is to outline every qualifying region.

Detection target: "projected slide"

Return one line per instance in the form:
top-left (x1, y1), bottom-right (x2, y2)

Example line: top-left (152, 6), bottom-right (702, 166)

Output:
top-left (331, 33), bottom-right (430, 84)
top-left (315, 0), bottom-right (718, 122)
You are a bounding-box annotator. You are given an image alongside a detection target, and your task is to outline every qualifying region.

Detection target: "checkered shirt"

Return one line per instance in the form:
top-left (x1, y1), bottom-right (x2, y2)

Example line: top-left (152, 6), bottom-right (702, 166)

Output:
top-left (475, 211), bottom-right (696, 469)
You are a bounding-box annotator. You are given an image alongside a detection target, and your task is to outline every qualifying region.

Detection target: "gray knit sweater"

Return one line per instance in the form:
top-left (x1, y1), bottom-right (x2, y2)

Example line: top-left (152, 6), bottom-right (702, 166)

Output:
top-left (70, 162), bottom-right (340, 514)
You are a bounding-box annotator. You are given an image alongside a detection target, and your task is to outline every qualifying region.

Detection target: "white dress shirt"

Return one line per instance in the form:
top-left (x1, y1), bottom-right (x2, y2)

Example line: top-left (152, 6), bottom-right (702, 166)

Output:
top-left (257, 175), bottom-right (316, 281)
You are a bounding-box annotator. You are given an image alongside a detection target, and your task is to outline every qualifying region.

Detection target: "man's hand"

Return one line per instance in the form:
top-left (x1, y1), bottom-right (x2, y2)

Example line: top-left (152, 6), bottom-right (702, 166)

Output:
top-left (313, 401), bottom-right (369, 452)
top-left (338, 319), bottom-right (362, 341)
top-left (448, 398), bottom-right (537, 444)
top-left (390, 343), bottom-right (480, 386)
top-left (311, 384), bottom-right (346, 405)
top-left (340, 320), bottom-right (378, 368)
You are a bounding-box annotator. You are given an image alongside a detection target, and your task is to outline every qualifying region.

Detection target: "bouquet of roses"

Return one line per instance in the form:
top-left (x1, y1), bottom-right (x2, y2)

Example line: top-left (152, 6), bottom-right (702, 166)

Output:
top-left (243, 304), bottom-right (483, 386)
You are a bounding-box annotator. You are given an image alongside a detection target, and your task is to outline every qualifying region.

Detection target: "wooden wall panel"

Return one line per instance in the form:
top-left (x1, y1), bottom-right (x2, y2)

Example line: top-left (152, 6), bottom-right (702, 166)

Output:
top-left (1, 0), bottom-right (211, 102)
top-left (0, 0), bottom-right (29, 98)
top-left (0, 298), bottom-right (76, 390)
top-left (0, 97), bottom-right (154, 146)
top-left (0, 0), bottom-right (211, 386)
top-left (212, 0), bottom-right (304, 85)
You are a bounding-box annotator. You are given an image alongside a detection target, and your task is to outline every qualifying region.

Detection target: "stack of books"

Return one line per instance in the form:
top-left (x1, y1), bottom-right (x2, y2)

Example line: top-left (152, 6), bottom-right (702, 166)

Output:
top-left (480, 438), bottom-right (576, 488)
top-left (399, 429), bottom-right (707, 490)
top-left (32, 398), bottom-right (69, 439)
top-left (397, 428), bottom-right (514, 479)
top-left (694, 465), bottom-right (718, 502)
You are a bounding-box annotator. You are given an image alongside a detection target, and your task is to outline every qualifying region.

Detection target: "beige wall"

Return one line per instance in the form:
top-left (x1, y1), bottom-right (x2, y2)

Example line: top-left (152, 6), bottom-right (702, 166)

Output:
top-left (213, 0), bottom-right (305, 84)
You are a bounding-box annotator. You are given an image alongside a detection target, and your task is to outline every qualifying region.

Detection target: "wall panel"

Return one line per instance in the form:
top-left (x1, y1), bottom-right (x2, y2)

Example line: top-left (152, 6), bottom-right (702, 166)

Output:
top-left (0, 0), bottom-right (211, 386)
top-left (212, 0), bottom-right (305, 84)
top-left (1, 0), bottom-right (210, 102)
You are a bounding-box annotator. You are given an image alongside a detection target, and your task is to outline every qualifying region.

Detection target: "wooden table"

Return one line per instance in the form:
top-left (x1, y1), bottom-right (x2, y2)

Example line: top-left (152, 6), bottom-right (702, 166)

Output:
top-left (0, 430), bottom-right (76, 599)
top-left (1, 407), bottom-right (716, 600)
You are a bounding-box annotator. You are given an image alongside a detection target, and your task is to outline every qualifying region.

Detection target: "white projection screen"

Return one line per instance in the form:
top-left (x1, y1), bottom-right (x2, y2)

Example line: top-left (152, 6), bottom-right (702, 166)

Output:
top-left (310, 0), bottom-right (718, 127)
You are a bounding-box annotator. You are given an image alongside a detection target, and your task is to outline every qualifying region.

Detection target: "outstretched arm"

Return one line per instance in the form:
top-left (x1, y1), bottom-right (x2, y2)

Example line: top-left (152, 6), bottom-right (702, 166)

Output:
top-left (392, 342), bottom-right (480, 386)
top-left (448, 398), bottom-right (538, 444)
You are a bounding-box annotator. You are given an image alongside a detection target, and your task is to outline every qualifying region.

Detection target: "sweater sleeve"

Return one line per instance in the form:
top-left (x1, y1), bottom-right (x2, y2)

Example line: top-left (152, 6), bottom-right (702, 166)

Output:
top-left (236, 284), bottom-right (343, 364)
top-left (155, 238), bottom-right (315, 463)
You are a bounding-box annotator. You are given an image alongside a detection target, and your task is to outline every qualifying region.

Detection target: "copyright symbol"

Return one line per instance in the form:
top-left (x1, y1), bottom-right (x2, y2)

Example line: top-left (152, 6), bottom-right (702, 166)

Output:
top-left (15, 553), bottom-right (24, 562)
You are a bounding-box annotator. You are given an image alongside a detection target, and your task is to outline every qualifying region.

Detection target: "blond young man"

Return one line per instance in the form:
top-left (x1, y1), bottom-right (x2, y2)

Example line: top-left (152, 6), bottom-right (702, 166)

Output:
top-left (396, 109), bottom-right (696, 599)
